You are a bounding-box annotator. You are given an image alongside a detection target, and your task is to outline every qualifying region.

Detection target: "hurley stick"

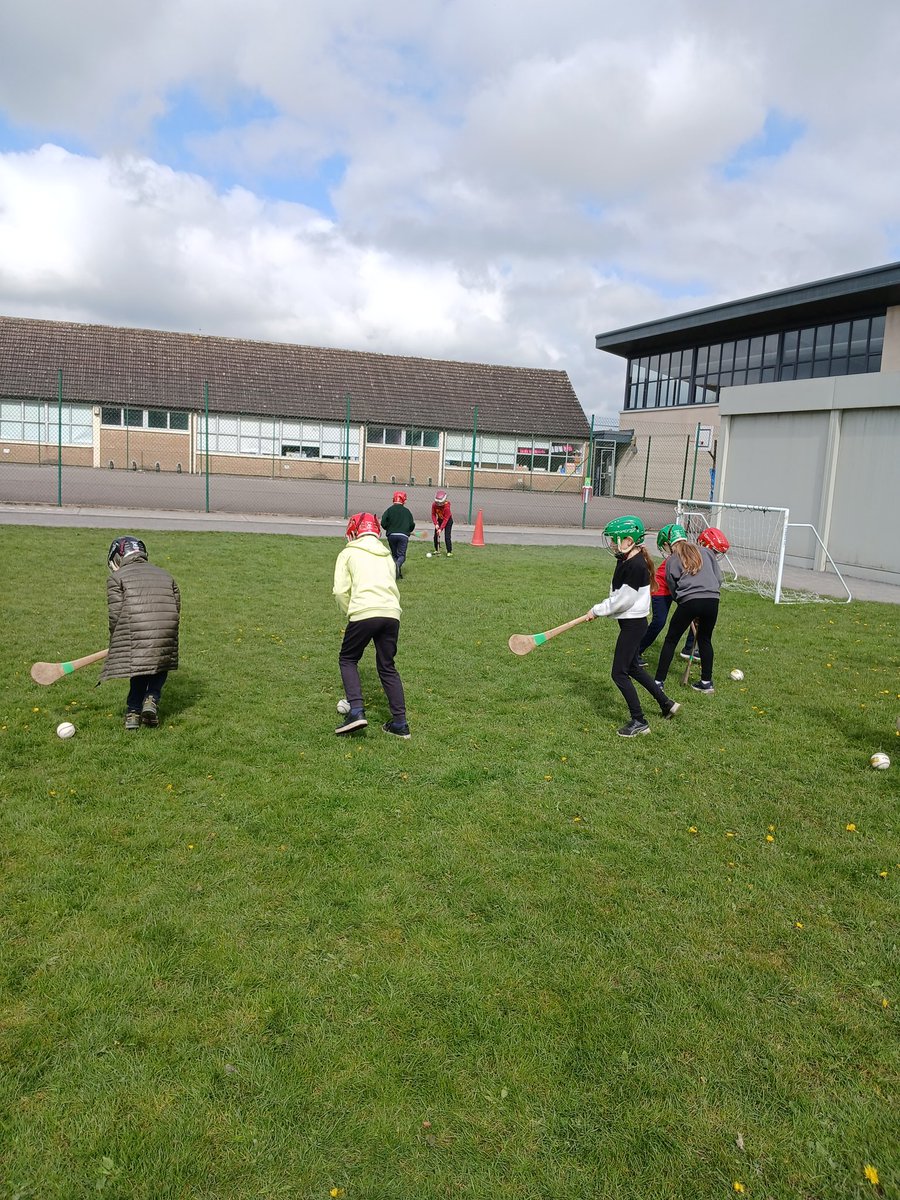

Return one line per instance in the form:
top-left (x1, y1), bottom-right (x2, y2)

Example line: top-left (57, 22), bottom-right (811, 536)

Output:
top-left (680, 623), bottom-right (699, 687)
top-left (31, 648), bottom-right (109, 685)
top-left (508, 613), bottom-right (592, 656)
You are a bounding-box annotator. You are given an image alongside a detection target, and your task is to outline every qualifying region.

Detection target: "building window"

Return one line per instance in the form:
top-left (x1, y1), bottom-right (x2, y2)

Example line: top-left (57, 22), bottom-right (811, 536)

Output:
top-left (199, 415), bottom-right (358, 461)
top-left (623, 311), bottom-right (886, 410)
top-left (102, 407), bottom-right (190, 431)
top-left (0, 399), bottom-right (92, 445)
top-left (367, 426), bottom-right (439, 448)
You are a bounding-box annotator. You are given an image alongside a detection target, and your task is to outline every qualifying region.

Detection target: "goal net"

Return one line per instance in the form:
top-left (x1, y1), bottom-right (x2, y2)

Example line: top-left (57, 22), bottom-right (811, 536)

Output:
top-left (675, 500), bottom-right (851, 604)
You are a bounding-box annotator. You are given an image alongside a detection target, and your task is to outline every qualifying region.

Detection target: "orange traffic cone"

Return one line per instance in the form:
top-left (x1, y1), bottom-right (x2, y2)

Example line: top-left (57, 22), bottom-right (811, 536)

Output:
top-left (471, 509), bottom-right (485, 546)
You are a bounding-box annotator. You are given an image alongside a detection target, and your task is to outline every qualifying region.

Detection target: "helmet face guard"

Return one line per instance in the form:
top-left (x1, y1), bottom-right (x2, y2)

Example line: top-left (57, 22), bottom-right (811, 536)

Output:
top-left (108, 536), bottom-right (147, 569)
top-left (603, 515), bottom-right (645, 556)
top-left (393, 491), bottom-right (407, 504)
top-left (346, 513), bottom-right (381, 540)
top-left (698, 526), bottom-right (730, 554)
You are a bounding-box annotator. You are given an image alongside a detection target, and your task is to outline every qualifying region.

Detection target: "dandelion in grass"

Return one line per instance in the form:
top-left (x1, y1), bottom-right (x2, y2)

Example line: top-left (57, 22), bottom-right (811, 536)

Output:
top-left (882, 998), bottom-right (890, 1009)
top-left (768, 824), bottom-right (775, 832)
top-left (766, 834), bottom-right (775, 843)
top-left (733, 1183), bottom-right (746, 1193)
top-left (688, 826), bottom-right (698, 834)
top-left (330, 1189), bottom-right (345, 1198)
top-left (879, 870), bottom-right (888, 878)
top-left (846, 823), bottom-right (857, 832)
top-left (795, 921), bottom-right (804, 929)
top-left (864, 1164), bottom-right (879, 1186)
top-left (726, 831), bottom-right (736, 839)
top-left (32, 706), bottom-right (40, 713)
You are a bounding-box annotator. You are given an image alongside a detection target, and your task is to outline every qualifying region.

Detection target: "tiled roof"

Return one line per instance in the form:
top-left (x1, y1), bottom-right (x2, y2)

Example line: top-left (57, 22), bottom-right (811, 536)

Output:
top-left (0, 315), bottom-right (590, 438)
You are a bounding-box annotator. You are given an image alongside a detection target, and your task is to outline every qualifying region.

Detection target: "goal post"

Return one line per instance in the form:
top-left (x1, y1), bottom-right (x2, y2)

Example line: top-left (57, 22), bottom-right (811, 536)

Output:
top-left (676, 500), bottom-right (852, 604)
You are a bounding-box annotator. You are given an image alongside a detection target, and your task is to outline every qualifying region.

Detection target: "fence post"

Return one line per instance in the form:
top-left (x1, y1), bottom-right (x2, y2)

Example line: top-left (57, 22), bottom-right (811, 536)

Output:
top-left (581, 414), bottom-right (594, 529)
top-left (57, 369), bottom-right (63, 506)
top-left (679, 434), bottom-right (690, 500)
top-left (641, 435), bottom-right (651, 501)
top-left (343, 394), bottom-right (351, 519)
top-left (467, 405), bottom-right (478, 523)
top-left (204, 380), bottom-right (210, 513)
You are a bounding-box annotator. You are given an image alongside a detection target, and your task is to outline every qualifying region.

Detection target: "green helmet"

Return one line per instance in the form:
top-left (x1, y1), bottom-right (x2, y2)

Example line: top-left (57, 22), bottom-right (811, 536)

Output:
top-left (603, 515), bottom-right (645, 548)
top-left (657, 523), bottom-right (687, 549)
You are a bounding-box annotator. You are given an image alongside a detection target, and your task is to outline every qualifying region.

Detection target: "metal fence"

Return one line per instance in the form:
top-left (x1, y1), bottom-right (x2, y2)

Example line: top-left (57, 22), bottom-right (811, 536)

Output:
top-left (0, 386), bottom-right (709, 532)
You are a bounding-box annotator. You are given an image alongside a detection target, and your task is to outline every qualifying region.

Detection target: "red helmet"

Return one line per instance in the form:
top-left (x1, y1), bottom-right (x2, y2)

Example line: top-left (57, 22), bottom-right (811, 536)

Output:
top-left (698, 527), bottom-right (730, 554)
top-left (346, 512), bottom-right (381, 540)
top-left (393, 491), bottom-right (407, 504)
top-left (434, 489), bottom-right (448, 504)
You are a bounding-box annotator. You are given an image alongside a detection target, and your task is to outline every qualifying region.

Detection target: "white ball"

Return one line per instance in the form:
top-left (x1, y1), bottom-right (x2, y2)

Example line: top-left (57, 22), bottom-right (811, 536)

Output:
top-left (870, 752), bottom-right (890, 770)
top-left (729, 669), bottom-right (744, 681)
top-left (56, 721), bottom-right (76, 739)
top-left (426, 552), bottom-right (432, 558)
top-left (336, 698), bottom-right (351, 715)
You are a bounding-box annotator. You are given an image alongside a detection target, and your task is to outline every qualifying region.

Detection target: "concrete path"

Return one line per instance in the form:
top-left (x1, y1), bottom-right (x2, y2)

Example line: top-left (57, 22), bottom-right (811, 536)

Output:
top-left (1, 501), bottom-right (898, 605)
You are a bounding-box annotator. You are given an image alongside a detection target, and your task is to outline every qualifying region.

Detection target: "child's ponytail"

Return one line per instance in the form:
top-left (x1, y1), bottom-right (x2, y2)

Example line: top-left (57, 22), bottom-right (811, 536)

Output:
top-left (672, 541), bottom-right (703, 575)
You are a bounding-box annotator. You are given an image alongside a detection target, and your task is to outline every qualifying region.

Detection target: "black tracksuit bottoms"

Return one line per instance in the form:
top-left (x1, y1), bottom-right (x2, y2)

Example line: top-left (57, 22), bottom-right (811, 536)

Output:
top-left (339, 616), bottom-right (407, 722)
top-left (612, 618), bottom-right (671, 722)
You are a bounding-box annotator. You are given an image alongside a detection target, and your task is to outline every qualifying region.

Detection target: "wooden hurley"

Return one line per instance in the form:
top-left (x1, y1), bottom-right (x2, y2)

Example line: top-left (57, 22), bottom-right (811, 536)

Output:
top-left (31, 648), bottom-right (109, 686)
top-left (508, 613), bottom-right (592, 656)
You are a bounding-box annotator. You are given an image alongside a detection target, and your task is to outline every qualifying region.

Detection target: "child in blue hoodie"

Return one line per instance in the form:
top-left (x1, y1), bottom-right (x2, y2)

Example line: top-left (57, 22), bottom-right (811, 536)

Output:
top-left (333, 513), bottom-right (410, 738)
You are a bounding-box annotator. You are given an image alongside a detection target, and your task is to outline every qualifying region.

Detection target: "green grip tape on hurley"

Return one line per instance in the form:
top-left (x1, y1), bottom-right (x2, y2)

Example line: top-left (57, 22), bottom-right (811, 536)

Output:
top-left (62, 662), bottom-right (75, 674)
top-left (533, 633), bottom-right (547, 646)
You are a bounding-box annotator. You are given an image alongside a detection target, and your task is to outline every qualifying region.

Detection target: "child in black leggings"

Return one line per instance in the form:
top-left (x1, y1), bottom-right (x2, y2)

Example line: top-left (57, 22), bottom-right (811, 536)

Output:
top-left (654, 528), bottom-right (727, 694)
top-left (585, 515), bottom-right (680, 738)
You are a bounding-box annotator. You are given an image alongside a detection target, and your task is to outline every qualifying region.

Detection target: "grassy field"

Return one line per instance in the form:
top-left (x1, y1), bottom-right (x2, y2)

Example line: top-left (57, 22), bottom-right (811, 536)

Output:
top-left (1, 525), bottom-right (897, 1200)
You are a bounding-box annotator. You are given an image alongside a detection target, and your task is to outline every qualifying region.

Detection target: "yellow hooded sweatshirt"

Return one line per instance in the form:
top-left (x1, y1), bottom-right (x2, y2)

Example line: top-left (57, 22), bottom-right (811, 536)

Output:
top-left (333, 535), bottom-right (402, 621)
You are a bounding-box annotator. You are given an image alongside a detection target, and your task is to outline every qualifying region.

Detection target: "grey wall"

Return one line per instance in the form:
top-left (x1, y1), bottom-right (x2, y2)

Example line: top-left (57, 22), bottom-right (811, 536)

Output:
top-left (719, 374), bottom-right (900, 585)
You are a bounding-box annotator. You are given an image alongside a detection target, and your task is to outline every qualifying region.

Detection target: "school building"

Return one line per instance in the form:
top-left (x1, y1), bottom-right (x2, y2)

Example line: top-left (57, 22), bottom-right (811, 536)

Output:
top-left (595, 262), bottom-right (900, 584)
top-left (0, 316), bottom-right (591, 494)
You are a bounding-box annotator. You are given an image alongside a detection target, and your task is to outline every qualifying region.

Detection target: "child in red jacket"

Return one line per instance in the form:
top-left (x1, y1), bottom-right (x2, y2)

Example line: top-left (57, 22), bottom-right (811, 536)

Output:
top-left (431, 490), bottom-right (453, 555)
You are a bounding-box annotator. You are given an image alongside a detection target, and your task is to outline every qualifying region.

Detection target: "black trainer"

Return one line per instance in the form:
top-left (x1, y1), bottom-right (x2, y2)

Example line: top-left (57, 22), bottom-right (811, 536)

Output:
top-left (691, 681), bottom-right (715, 694)
top-left (336, 712), bottom-right (368, 735)
top-left (662, 701), bottom-right (681, 719)
top-left (618, 718), bottom-right (650, 737)
top-left (382, 720), bottom-right (411, 739)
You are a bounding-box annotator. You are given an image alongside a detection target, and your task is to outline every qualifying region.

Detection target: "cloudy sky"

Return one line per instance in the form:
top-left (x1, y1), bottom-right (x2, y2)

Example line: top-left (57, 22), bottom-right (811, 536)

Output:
top-left (1, 1), bottom-right (899, 423)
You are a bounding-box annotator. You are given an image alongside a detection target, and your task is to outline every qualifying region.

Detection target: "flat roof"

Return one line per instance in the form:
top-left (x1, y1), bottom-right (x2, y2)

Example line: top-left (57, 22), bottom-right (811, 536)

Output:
top-left (595, 261), bottom-right (900, 358)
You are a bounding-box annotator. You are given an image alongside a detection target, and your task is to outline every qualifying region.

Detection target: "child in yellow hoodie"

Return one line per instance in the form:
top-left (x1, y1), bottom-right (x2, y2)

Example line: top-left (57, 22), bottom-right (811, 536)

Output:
top-left (333, 513), bottom-right (410, 738)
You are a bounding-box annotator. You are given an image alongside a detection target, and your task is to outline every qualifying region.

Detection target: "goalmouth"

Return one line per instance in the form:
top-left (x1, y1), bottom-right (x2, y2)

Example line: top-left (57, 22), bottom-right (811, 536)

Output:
top-left (676, 500), bottom-right (852, 604)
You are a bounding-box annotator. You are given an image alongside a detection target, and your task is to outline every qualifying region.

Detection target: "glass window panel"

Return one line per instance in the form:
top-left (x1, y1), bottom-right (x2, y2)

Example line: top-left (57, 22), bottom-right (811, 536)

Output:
top-left (781, 330), bottom-right (798, 359)
top-left (850, 320), bottom-right (869, 354)
top-left (831, 321), bottom-right (850, 357)
top-left (321, 432), bottom-right (343, 457)
top-left (260, 439), bottom-right (276, 456)
top-left (706, 344), bottom-right (721, 371)
top-left (747, 336), bottom-right (764, 370)
top-left (0, 401), bottom-right (20, 420)
top-left (867, 352), bottom-right (881, 371)
top-left (813, 326), bottom-right (832, 358)
top-left (423, 430), bottom-right (439, 448)
top-left (148, 410), bottom-right (167, 429)
top-left (745, 366), bottom-right (763, 385)
top-left (719, 342), bottom-right (734, 369)
top-left (868, 315), bottom-right (884, 353)
top-left (301, 444), bottom-right (320, 458)
top-left (282, 421), bottom-right (301, 440)
top-left (219, 434), bottom-right (239, 452)
top-left (694, 346), bottom-right (708, 376)
top-left (240, 418), bottom-right (261, 438)
top-left (0, 420), bottom-right (20, 438)
top-left (125, 407), bottom-right (144, 427)
top-left (70, 424), bottom-right (92, 446)
top-left (366, 427), bottom-right (383, 444)
top-left (794, 360), bottom-right (813, 379)
top-left (102, 407), bottom-right (122, 425)
top-left (384, 427), bottom-right (402, 446)
top-left (733, 340), bottom-right (749, 371)
top-left (780, 364), bottom-right (795, 381)
top-left (718, 370), bottom-right (733, 389)
top-left (829, 358), bottom-right (848, 376)
top-left (797, 329), bottom-right (814, 360)
top-left (847, 355), bottom-right (867, 374)
top-left (169, 411), bottom-right (188, 430)
top-left (731, 369), bottom-right (747, 386)
top-left (23, 402), bottom-right (42, 422)
top-left (218, 416), bottom-right (238, 436)
top-left (870, 313), bottom-right (885, 339)
top-left (763, 334), bottom-right (779, 367)
top-left (761, 366), bottom-right (776, 383)
top-left (239, 437), bottom-right (260, 454)
top-left (812, 360), bottom-right (830, 378)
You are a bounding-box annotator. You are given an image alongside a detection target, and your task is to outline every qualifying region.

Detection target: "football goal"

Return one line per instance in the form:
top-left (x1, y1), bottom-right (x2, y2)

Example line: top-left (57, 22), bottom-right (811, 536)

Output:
top-left (675, 501), bottom-right (852, 604)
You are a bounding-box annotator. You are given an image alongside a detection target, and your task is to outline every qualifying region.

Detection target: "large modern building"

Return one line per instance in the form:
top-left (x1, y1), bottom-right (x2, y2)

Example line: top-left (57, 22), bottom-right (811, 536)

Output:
top-left (595, 263), bottom-right (900, 584)
top-left (0, 316), bottom-right (591, 493)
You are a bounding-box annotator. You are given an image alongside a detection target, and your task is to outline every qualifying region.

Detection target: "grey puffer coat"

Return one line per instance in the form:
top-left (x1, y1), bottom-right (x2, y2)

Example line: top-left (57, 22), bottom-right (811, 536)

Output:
top-left (98, 556), bottom-right (181, 681)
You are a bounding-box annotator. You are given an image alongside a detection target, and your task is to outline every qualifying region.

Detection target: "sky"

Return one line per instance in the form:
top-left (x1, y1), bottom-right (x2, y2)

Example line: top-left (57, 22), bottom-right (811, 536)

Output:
top-left (1, 1), bottom-right (900, 425)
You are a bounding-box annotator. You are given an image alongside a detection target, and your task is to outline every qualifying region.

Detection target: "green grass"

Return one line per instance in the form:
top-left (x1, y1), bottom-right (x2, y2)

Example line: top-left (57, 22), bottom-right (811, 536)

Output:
top-left (1, 526), bottom-right (898, 1200)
